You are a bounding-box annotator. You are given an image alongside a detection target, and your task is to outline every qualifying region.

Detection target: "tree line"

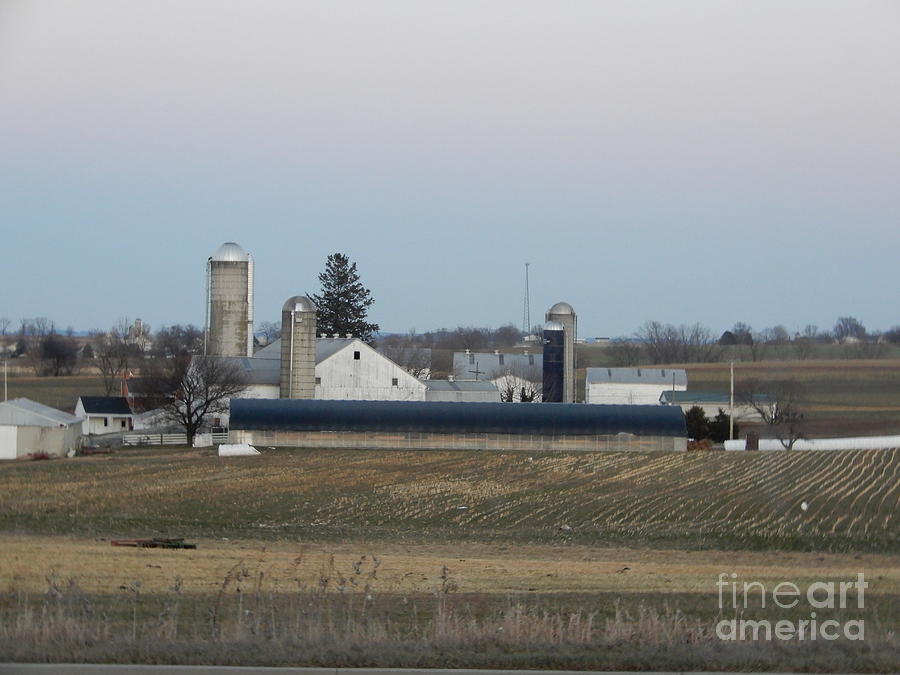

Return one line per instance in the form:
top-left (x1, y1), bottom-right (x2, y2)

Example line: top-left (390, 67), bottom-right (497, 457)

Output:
top-left (607, 316), bottom-right (900, 366)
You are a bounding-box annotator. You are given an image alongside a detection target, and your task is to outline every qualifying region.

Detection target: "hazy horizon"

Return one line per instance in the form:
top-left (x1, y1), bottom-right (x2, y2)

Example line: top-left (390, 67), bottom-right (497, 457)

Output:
top-left (2, 1), bottom-right (898, 338)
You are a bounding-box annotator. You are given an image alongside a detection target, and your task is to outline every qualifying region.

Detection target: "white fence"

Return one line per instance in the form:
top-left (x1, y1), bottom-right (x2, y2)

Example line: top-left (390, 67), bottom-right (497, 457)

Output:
top-left (124, 432), bottom-right (228, 447)
top-left (724, 435), bottom-right (900, 451)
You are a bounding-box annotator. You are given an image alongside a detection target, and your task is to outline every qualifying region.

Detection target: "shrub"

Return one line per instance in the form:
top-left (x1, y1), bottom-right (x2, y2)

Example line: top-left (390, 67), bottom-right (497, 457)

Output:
top-left (684, 406), bottom-right (709, 440)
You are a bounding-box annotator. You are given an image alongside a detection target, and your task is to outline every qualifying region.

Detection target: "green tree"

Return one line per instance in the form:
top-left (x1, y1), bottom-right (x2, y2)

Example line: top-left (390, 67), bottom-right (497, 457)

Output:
top-left (708, 408), bottom-right (738, 443)
top-left (312, 253), bottom-right (379, 343)
top-left (684, 406), bottom-right (710, 440)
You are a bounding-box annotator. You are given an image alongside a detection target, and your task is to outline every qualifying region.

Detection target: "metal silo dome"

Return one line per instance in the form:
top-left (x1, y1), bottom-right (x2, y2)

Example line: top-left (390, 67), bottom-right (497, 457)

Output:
top-left (544, 320), bottom-right (565, 331)
top-left (282, 296), bottom-right (317, 312)
top-left (211, 242), bottom-right (249, 262)
top-left (548, 302), bottom-right (575, 315)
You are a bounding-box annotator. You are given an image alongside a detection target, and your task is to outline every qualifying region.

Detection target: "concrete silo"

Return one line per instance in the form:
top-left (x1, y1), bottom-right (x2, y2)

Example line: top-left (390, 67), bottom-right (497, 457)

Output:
top-left (545, 302), bottom-right (577, 403)
top-left (541, 321), bottom-right (565, 403)
top-left (205, 242), bottom-right (254, 357)
top-left (280, 296), bottom-right (317, 399)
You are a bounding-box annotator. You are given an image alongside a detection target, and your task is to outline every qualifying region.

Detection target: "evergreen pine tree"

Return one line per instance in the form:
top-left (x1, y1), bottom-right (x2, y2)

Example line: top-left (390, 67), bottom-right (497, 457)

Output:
top-left (311, 253), bottom-right (380, 343)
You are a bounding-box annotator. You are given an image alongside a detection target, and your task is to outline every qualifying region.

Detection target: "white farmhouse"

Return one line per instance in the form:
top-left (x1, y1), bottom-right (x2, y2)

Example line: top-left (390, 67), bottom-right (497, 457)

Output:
top-left (585, 367), bottom-right (687, 405)
top-left (75, 396), bottom-right (134, 435)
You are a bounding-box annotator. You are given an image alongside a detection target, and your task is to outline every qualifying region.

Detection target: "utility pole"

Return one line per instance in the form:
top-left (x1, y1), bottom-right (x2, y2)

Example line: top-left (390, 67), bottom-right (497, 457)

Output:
top-left (729, 361), bottom-right (735, 440)
top-left (522, 262), bottom-right (531, 336)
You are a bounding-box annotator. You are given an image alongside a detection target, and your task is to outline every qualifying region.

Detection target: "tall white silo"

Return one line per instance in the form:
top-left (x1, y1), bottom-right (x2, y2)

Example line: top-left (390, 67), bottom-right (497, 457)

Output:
top-left (205, 242), bottom-right (254, 357)
top-left (279, 295), bottom-right (317, 399)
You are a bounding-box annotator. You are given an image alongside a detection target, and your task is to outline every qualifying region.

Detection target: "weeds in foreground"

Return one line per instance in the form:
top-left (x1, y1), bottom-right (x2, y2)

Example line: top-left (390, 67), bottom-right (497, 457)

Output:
top-left (0, 561), bottom-right (896, 671)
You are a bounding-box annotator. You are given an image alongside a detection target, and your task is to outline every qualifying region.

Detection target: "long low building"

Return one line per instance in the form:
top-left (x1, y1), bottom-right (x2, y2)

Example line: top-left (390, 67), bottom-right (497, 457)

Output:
top-left (229, 399), bottom-right (687, 452)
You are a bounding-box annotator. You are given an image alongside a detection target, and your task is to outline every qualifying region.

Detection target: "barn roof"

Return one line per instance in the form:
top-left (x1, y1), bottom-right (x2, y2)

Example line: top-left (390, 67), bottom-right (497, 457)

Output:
top-left (78, 397), bottom-right (133, 415)
top-left (0, 398), bottom-right (81, 427)
top-left (586, 367), bottom-right (687, 386)
top-left (660, 390), bottom-right (773, 405)
top-left (229, 398), bottom-right (686, 436)
top-left (252, 337), bottom-right (357, 363)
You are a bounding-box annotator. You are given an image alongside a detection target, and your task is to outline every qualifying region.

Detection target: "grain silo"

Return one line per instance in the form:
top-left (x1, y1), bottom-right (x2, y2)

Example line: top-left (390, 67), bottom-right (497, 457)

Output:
top-left (545, 302), bottom-right (576, 403)
top-left (542, 321), bottom-right (565, 403)
top-left (205, 242), bottom-right (254, 357)
top-left (279, 296), bottom-right (317, 399)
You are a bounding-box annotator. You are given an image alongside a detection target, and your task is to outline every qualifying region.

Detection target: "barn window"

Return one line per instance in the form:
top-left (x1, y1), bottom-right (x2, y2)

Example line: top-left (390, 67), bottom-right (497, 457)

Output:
top-left (315, 377), bottom-right (321, 384)
top-left (103, 417), bottom-right (108, 427)
top-left (120, 420), bottom-right (126, 428)
top-left (528, 355), bottom-right (534, 366)
top-left (499, 354), bottom-right (505, 365)
top-left (354, 351), bottom-right (361, 360)
top-left (469, 354), bottom-right (475, 365)
top-left (391, 377), bottom-right (398, 386)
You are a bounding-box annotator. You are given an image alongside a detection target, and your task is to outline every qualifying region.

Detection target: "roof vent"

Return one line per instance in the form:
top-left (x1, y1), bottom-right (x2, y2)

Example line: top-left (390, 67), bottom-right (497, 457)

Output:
top-left (465, 348), bottom-right (471, 354)
top-left (332, 333), bottom-right (339, 338)
top-left (345, 333), bottom-right (352, 339)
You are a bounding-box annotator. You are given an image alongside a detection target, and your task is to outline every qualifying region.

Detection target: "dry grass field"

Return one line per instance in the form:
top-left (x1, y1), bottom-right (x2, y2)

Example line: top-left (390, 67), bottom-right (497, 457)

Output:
top-left (2, 374), bottom-right (107, 412)
top-left (684, 358), bottom-right (900, 437)
top-left (4, 534), bottom-right (898, 596)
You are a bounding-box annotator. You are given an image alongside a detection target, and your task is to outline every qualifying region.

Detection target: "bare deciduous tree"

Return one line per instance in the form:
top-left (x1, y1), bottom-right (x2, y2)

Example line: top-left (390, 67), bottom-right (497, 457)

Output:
top-left (255, 321), bottom-right (281, 346)
top-left (834, 316), bottom-right (866, 343)
top-left (607, 338), bottom-right (644, 366)
top-left (378, 332), bottom-right (432, 378)
top-left (91, 321), bottom-right (133, 396)
top-left (142, 356), bottom-right (247, 444)
top-left (491, 363), bottom-right (541, 402)
top-left (152, 324), bottom-right (203, 358)
top-left (739, 378), bottom-right (807, 449)
top-left (636, 321), bottom-right (719, 364)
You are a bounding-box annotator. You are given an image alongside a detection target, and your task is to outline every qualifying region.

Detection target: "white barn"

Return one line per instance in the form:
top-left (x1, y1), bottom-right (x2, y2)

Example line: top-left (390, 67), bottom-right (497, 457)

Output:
top-left (251, 336), bottom-right (427, 400)
top-left (585, 367), bottom-right (687, 405)
top-left (0, 398), bottom-right (82, 460)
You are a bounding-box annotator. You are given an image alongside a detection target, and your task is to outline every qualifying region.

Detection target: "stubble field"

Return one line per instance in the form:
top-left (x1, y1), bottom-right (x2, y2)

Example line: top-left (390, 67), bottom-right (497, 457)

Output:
top-left (1, 446), bottom-right (898, 669)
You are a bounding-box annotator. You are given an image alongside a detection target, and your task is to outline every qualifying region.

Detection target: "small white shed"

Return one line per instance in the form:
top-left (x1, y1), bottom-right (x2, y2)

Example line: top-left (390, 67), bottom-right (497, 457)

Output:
top-left (0, 398), bottom-right (82, 459)
top-left (75, 396), bottom-right (134, 435)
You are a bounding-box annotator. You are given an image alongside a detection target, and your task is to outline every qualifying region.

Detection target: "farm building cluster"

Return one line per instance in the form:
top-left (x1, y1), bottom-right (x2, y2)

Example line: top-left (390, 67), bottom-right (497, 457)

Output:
top-left (5, 239), bottom-right (776, 458)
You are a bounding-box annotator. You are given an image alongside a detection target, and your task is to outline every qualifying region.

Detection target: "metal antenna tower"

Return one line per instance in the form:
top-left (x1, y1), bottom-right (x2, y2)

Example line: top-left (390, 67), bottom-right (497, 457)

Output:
top-left (522, 262), bottom-right (531, 335)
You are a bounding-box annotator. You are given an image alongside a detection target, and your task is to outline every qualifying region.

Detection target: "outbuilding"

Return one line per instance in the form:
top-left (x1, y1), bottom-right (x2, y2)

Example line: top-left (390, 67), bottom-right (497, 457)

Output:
top-left (0, 398), bottom-right (82, 459)
top-left (228, 398), bottom-right (687, 452)
top-left (585, 368), bottom-right (687, 405)
top-left (75, 396), bottom-right (134, 435)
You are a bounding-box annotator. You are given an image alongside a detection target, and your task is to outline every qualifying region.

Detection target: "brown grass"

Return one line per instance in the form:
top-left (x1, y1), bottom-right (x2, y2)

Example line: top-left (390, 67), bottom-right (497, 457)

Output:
top-left (0, 555), bottom-right (896, 671)
top-left (2, 534), bottom-right (898, 596)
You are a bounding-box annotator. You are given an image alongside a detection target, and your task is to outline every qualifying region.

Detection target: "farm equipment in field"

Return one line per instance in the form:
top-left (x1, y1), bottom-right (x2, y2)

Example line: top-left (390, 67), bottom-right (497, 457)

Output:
top-left (110, 538), bottom-right (197, 549)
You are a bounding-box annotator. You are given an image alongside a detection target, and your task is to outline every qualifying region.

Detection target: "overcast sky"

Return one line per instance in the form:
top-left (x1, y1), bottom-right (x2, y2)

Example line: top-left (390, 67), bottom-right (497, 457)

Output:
top-left (1, 1), bottom-right (898, 338)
